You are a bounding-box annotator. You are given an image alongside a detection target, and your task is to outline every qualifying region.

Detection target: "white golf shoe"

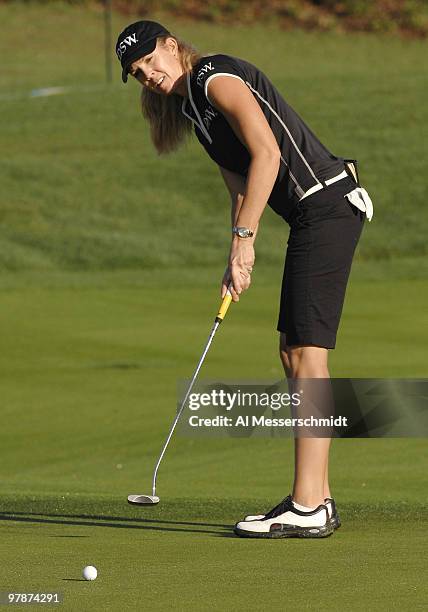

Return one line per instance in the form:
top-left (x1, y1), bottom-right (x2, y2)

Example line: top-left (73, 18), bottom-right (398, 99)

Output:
top-left (243, 496), bottom-right (341, 530)
top-left (234, 494), bottom-right (333, 538)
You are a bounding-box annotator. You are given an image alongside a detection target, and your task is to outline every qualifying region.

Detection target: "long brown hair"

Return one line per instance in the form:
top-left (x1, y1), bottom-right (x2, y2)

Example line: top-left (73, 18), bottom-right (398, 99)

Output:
top-left (140, 36), bottom-right (202, 155)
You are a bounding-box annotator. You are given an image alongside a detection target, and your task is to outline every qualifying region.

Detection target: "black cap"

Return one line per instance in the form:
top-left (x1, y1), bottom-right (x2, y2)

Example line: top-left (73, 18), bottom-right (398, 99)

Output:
top-left (116, 20), bottom-right (170, 83)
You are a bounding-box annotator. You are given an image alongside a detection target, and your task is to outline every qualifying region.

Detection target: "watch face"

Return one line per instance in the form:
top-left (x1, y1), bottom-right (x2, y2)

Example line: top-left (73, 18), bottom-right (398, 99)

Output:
top-left (233, 226), bottom-right (253, 238)
top-left (239, 228), bottom-right (251, 238)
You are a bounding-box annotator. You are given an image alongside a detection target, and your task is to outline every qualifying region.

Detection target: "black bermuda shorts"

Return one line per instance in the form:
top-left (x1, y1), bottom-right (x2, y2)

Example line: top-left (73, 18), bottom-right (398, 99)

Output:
top-left (277, 176), bottom-right (365, 349)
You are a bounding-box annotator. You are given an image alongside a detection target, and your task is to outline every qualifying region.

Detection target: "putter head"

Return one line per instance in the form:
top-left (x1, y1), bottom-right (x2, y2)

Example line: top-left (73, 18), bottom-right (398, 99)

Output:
top-left (127, 494), bottom-right (160, 505)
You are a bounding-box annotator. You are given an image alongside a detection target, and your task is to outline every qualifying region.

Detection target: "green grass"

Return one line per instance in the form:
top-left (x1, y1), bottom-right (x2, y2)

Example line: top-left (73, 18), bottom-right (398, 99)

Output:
top-left (1, 3), bottom-right (427, 270)
top-left (0, 270), bottom-right (427, 609)
top-left (1, 498), bottom-right (427, 610)
top-left (1, 3), bottom-right (427, 610)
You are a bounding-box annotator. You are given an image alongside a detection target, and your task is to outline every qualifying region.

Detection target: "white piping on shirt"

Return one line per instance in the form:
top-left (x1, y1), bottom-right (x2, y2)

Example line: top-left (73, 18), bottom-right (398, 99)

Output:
top-left (280, 156), bottom-right (305, 198)
top-left (244, 80), bottom-right (321, 186)
top-left (181, 97), bottom-right (195, 128)
top-left (204, 72), bottom-right (245, 106)
top-left (183, 72), bottom-right (213, 144)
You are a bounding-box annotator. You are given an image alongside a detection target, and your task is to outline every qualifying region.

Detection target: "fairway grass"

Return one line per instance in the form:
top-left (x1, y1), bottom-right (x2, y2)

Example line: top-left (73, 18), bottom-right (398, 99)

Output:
top-left (0, 269), bottom-right (427, 610)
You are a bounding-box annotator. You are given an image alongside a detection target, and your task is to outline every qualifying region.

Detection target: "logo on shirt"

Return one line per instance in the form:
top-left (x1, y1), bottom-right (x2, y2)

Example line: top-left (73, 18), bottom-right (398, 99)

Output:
top-left (197, 62), bottom-right (215, 88)
top-left (202, 105), bottom-right (218, 130)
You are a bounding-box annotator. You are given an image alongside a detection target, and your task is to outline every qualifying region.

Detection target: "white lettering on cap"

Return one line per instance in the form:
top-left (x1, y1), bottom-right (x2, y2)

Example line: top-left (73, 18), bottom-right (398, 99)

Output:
top-left (116, 33), bottom-right (139, 60)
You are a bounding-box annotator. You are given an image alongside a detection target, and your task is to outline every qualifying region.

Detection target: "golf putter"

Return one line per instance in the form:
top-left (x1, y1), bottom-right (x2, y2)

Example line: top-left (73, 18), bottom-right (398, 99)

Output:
top-left (128, 285), bottom-right (234, 505)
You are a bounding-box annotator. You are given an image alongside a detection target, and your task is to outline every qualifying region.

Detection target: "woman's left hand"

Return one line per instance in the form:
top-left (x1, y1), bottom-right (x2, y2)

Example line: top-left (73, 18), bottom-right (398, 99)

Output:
top-left (225, 238), bottom-right (255, 302)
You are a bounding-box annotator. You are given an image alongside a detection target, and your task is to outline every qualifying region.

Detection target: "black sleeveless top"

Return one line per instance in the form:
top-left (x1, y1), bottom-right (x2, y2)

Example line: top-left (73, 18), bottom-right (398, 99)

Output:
top-left (181, 54), bottom-right (347, 222)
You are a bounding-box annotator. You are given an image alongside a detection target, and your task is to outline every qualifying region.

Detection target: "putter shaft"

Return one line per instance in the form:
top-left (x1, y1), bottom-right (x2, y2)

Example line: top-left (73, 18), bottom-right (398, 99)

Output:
top-left (128, 287), bottom-right (233, 504)
top-left (151, 318), bottom-right (221, 496)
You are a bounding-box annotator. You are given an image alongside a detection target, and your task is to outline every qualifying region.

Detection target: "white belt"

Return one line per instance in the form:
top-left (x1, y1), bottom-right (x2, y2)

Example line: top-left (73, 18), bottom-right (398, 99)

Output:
top-left (299, 170), bottom-right (348, 201)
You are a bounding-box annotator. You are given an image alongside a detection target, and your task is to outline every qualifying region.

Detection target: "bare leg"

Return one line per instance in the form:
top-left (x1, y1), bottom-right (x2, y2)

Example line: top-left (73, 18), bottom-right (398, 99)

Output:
top-left (279, 334), bottom-right (332, 507)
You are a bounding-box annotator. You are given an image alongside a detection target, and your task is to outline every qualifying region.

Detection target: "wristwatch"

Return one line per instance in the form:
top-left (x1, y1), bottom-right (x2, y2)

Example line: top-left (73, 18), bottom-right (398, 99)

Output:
top-left (232, 226), bottom-right (254, 239)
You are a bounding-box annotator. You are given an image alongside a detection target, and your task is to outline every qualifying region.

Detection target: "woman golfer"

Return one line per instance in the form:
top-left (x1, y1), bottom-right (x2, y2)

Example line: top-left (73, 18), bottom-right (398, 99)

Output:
top-left (116, 20), bottom-right (373, 538)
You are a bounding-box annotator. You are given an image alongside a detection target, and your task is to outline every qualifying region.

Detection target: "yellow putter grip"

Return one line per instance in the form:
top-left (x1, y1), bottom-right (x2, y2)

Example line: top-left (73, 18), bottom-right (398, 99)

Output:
top-left (216, 287), bottom-right (233, 323)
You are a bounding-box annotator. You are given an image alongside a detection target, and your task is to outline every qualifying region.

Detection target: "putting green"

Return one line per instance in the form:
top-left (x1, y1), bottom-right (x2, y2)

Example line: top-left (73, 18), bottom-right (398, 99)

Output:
top-left (1, 497), bottom-right (427, 611)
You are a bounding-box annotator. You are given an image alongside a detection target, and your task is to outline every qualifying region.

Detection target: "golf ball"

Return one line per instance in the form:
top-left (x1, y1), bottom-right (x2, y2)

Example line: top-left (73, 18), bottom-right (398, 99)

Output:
top-left (82, 565), bottom-right (97, 581)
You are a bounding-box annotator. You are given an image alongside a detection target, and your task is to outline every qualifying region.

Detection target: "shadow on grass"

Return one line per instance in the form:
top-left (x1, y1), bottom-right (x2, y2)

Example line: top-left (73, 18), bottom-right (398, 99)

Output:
top-left (0, 512), bottom-right (231, 536)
